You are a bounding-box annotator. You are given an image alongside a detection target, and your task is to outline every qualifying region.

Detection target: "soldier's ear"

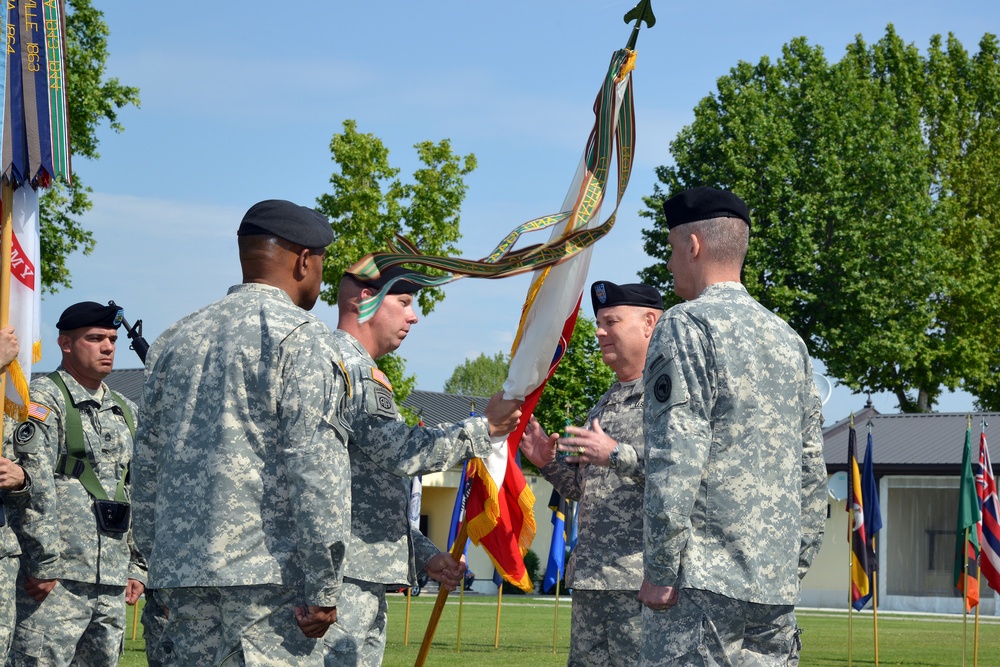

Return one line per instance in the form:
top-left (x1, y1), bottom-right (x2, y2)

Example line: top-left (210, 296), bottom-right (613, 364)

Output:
top-left (643, 311), bottom-right (657, 335)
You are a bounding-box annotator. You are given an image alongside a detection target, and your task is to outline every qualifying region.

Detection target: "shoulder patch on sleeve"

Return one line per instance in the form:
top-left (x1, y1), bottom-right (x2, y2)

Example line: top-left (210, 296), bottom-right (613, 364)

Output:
top-left (13, 421), bottom-right (37, 445)
top-left (370, 367), bottom-right (393, 392)
top-left (339, 360), bottom-right (352, 398)
top-left (28, 402), bottom-right (51, 423)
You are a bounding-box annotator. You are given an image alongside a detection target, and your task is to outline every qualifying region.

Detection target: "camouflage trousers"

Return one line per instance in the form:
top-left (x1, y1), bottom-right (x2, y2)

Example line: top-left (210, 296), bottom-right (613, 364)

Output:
top-left (158, 584), bottom-right (325, 667)
top-left (640, 588), bottom-right (800, 667)
top-left (0, 555), bottom-right (17, 664)
top-left (323, 578), bottom-right (388, 667)
top-left (10, 575), bottom-right (126, 667)
top-left (568, 589), bottom-right (642, 667)
top-left (140, 588), bottom-right (169, 667)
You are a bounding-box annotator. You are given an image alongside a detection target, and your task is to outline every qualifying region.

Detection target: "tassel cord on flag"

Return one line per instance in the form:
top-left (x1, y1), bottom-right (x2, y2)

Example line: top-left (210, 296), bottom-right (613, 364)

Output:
top-left (415, 521), bottom-right (468, 667)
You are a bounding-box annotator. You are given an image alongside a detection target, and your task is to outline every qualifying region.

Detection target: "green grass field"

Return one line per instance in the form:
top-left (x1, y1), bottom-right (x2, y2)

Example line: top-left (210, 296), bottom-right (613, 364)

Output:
top-left (121, 593), bottom-right (1000, 666)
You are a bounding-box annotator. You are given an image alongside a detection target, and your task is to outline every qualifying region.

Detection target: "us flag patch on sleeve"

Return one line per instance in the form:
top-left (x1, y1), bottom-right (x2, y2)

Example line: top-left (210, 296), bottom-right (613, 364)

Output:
top-left (370, 367), bottom-right (393, 392)
top-left (28, 402), bottom-right (51, 422)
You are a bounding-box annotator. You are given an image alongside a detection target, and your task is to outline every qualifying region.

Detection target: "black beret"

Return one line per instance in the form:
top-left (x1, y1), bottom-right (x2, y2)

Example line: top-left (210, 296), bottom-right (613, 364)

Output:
top-left (347, 264), bottom-right (423, 295)
top-left (237, 199), bottom-right (334, 250)
top-left (56, 302), bottom-right (124, 331)
top-left (662, 186), bottom-right (751, 229)
top-left (591, 281), bottom-right (664, 315)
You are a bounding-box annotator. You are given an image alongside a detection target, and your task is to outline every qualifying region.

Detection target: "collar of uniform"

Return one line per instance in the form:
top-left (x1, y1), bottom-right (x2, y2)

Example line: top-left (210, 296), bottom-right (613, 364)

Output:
top-left (52, 367), bottom-right (108, 408)
top-left (227, 282), bottom-right (296, 304)
top-left (333, 328), bottom-right (376, 365)
top-left (610, 376), bottom-right (644, 403)
top-left (697, 281), bottom-right (747, 299)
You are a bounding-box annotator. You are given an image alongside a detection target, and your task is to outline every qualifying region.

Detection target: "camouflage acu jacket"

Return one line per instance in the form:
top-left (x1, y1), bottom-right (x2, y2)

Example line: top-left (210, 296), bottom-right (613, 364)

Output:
top-left (334, 330), bottom-right (493, 585)
top-left (642, 282), bottom-right (827, 605)
top-left (540, 378), bottom-right (645, 590)
top-left (133, 283), bottom-right (351, 607)
top-left (6, 369), bottom-right (146, 586)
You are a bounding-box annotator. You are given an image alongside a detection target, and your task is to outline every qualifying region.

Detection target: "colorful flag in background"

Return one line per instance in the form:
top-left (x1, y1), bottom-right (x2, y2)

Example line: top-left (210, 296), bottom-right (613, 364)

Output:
top-left (854, 430), bottom-right (882, 610)
top-left (847, 424), bottom-right (870, 608)
top-left (447, 461), bottom-right (471, 558)
top-left (3, 185), bottom-right (41, 420)
top-left (976, 432), bottom-right (1000, 595)
top-left (2, 0), bottom-right (71, 420)
top-left (542, 490), bottom-right (568, 594)
top-left (954, 424), bottom-right (981, 611)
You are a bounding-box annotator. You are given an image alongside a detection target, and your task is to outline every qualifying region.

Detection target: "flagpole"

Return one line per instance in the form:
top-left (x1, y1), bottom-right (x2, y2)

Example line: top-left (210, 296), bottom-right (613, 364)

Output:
top-left (847, 414), bottom-right (854, 667)
top-left (963, 526), bottom-right (970, 667)
top-left (131, 601), bottom-right (139, 640)
top-left (871, 543), bottom-right (879, 667)
top-left (869, 419), bottom-right (879, 667)
top-left (552, 569), bottom-right (561, 653)
top-left (848, 507), bottom-right (854, 667)
top-left (415, 521), bottom-right (468, 667)
top-left (404, 586), bottom-right (412, 646)
top-left (457, 570), bottom-right (465, 652)
top-left (493, 578), bottom-right (503, 648)
top-left (0, 182), bottom-right (12, 446)
top-left (974, 566), bottom-right (981, 667)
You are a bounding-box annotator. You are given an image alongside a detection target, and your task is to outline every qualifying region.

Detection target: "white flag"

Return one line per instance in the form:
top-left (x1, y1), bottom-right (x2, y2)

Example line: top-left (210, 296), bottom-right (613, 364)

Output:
top-left (5, 185), bottom-right (42, 420)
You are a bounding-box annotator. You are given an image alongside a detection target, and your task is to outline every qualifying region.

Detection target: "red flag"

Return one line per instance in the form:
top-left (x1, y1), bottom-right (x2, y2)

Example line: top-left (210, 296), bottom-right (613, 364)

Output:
top-left (976, 432), bottom-right (1000, 594)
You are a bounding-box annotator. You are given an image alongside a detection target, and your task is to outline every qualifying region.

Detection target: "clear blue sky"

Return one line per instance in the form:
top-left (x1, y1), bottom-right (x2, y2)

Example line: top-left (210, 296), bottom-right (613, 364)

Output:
top-left (36, 0), bottom-right (1000, 425)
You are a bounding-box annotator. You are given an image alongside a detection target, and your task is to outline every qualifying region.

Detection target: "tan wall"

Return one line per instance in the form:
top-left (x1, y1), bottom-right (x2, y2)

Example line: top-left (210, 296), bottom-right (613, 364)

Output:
top-left (800, 491), bottom-right (851, 607)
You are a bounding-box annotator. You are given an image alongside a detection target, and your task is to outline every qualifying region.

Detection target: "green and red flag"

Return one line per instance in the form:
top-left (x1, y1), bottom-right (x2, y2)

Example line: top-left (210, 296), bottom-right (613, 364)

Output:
top-left (954, 423), bottom-right (981, 611)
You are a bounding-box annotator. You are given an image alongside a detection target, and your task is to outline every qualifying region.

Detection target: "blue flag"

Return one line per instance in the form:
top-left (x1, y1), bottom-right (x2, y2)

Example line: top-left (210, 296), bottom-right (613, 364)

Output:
top-left (542, 490), bottom-right (568, 594)
top-left (448, 462), bottom-right (471, 557)
top-left (854, 431), bottom-right (882, 610)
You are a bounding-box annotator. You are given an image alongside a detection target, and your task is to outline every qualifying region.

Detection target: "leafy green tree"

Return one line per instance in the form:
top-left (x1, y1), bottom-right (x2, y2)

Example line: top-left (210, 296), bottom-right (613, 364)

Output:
top-left (533, 312), bottom-right (616, 431)
top-left (640, 25), bottom-right (1000, 412)
top-left (316, 119), bottom-right (477, 314)
top-left (444, 351), bottom-right (509, 396)
top-left (41, 0), bottom-right (141, 291)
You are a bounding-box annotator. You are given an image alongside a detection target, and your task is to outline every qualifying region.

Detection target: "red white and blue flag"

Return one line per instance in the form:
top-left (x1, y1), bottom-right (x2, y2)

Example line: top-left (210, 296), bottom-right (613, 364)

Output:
top-left (976, 432), bottom-right (1000, 595)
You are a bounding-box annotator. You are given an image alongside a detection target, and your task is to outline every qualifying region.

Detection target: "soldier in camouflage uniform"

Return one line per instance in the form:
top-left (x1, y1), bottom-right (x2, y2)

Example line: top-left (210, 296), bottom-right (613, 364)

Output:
top-left (325, 267), bottom-right (522, 667)
top-left (639, 187), bottom-right (828, 666)
top-left (0, 325), bottom-right (25, 663)
top-left (520, 280), bottom-right (663, 667)
top-left (132, 200), bottom-right (352, 666)
top-left (6, 302), bottom-right (147, 666)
